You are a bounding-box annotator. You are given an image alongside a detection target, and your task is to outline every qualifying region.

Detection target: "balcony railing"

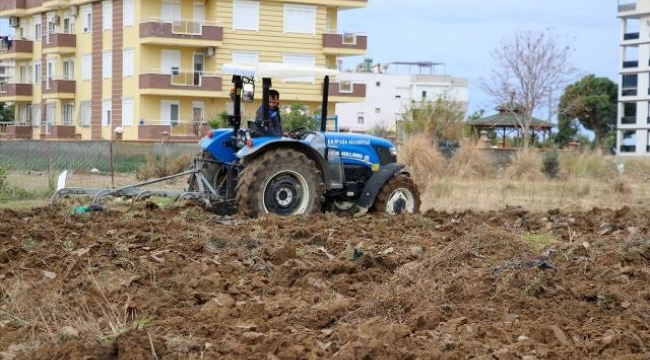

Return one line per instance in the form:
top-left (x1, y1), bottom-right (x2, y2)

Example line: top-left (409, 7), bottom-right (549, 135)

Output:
top-left (621, 116), bottom-right (637, 124)
top-left (140, 18), bottom-right (223, 42)
top-left (621, 145), bottom-right (636, 152)
top-left (0, 82), bottom-right (33, 97)
top-left (43, 79), bottom-right (75, 95)
top-left (0, 39), bottom-right (34, 57)
top-left (323, 31), bottom-right (367, 53)
top-left (43, 33), bottom-right (76, 52)
top-left (618, 2), bottom-right (636, 12)
top-left (623, 60), bottom-right (639, 68)
top-left (138, 119), bottom-right (209, 140)
top-left (622, 88), bottom-right (638, 96)
top-left (624, 32), bottom-right (640, 41)
top-left (328, 82), bottom-right (366, 97)
top-left (139, 69), bottom-right (222, 92)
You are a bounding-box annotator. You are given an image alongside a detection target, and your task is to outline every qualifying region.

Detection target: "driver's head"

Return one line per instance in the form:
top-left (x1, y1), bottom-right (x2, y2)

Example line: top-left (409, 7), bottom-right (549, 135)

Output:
top-left (269, 89), bottom-right (280, 108)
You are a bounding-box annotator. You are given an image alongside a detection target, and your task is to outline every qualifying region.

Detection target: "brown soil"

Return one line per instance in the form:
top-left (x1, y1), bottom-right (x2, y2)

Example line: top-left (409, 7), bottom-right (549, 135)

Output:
top-left (1, 203), bottom-right (650, 359)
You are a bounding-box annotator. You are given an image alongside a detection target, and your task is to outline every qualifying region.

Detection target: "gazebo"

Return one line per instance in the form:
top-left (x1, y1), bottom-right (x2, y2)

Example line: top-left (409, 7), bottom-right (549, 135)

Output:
top-left (466, 105), bottom-right (553, 148)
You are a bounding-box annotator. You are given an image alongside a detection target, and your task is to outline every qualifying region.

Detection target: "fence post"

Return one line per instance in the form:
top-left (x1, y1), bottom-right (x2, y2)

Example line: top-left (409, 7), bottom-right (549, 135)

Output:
top-left (109, 140), bottom-right (115, 189)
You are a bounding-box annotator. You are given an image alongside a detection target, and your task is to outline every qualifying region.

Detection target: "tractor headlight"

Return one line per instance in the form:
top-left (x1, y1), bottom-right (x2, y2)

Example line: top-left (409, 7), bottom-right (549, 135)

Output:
top-left (389, 147), bottom-right (397, 157)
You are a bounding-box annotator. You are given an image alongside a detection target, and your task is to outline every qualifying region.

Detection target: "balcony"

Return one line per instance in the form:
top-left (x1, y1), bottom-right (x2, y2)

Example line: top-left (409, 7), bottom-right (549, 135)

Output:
top-left (622, 88), bottom-right (638, 96)
top-left (620, 145), bottom-right (636, 153)
top-left (0, 0), bottom-right (44, 16)
top-left (140, 19), bottom-right (223, 47)
top-left (4, 123), bottom-right (33, 140)
top-left (322, 32), bottom-right (367, 56)
top-left (42, 33), bottom-right (76, 54)
top-left (139, 70), bottom-right (222, 96)
top-left (0, 39), bottom-right (34, 60)
top-left (621, 116), bottom-right (637, 124)
top-left (42, 79), bottom-right (76, 99)
top-left (138, 119), bottom-right (207, 141)
top-left (328, 82), bottom-right (366, 101)
top-left (0, 82), bottom-right (33, 102)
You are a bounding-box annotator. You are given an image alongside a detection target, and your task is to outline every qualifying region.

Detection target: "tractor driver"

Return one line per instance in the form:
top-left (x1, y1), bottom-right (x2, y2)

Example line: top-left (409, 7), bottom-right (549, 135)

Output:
top-left (255, 89), bottom-right (284, 137)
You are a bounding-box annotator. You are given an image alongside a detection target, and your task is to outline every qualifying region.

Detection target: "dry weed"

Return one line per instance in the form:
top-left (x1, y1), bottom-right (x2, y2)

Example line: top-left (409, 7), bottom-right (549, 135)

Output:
top-left (447, 139), bottom-right (494, 179)
top-left (136, 153), bottom-right (193, 181)
top-left (559, 152), bottom-right (615, 179)
top-left (397, 133), bottom-right (447, 191)
top-left (504, 151), bottom-right (545, 181)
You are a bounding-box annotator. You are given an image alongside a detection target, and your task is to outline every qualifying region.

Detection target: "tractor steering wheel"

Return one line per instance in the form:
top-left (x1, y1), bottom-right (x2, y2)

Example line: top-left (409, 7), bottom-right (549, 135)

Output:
top-left (287, 126), bottom-right (309, 139)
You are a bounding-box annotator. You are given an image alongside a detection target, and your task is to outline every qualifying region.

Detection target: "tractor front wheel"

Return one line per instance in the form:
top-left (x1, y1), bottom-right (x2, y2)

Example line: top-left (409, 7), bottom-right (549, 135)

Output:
top-left (371, 175), bottom-right (421, 215)
top-left (236, 149), bottom-right (324, 217)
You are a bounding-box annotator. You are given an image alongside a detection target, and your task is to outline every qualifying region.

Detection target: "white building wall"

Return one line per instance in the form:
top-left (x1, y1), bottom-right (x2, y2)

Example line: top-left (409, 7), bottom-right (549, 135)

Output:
top-left (335, 72), bottom-right (469, 133)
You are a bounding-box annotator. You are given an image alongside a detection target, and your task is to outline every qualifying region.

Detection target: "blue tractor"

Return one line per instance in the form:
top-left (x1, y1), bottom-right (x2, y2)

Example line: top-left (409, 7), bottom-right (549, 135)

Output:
top-left (189, 63), bottom-right (420, 217)
top-left (51, 63), bottom-right (420, 217)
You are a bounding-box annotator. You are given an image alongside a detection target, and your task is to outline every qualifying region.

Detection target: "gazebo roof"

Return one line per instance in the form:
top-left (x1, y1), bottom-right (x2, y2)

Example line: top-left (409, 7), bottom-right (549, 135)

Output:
top-left (466, 112), bottom-right (553, 130)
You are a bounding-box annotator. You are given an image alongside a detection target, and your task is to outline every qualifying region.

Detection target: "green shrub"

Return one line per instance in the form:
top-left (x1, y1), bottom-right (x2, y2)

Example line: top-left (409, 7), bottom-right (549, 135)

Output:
top-left (541, 151), bottom-right (560, 179)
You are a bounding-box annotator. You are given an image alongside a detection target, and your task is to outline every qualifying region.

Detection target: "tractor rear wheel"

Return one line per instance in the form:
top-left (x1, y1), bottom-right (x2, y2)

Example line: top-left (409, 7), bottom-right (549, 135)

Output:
top-left (371, 174), bottom-right (420, 215)
top-left (236, 149), bottom-right (324, 217)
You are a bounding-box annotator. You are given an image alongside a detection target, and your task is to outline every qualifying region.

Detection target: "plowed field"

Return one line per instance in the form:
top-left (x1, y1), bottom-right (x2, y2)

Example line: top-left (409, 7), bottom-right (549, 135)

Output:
top-left (1, 203), bottom-right (650, 359)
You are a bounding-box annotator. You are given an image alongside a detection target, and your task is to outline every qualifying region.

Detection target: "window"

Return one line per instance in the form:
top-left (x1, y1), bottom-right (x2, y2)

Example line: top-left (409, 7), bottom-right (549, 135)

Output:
top-left (103, 51), bottom-right (112, 78)
top-left (422, 90), bottom-right (427, 99)
top-left (34, 61), bottom-right (41, 84)
top-left (32, 104), bottom-right (41, 127)
top-left (63, 58), bottom-right (74, 80)
top-left (62, 102), bottom-right (74, 126)
top-left (102, 99), bottom-right (111, 126)
top-left (375, 108), bottom-right (380, 114)
top-left (80, 101), bottom-right (91, 127)
top-left (161, 100), bottom-right (180, 126)
top-left (103, 1), bottom-right (113, 30)
top-left (395, 95), bottom-right (401, 99)
top-left (622, 74), bottom-right (638, 96)
top-left (17, 104), bottom-right (32, 125)
top-left (283, 54), bottom-right (315, 82)
top-left (122, 98), bottom-right (134, 126)
top-left (45, 103), bottom-right (55, 129)
top-left (123, 0), bottom-right (134, 27)
top-left (233, 0), bottom-right (259, 31)
top-left (123, 48), bottom-right (134, 77)
top-left (376, 81), bottom-right (381, 87)
top-left (161, 1), bottom-right (181, 25)
top-left (82, 5), bottom-right (92, 33)
top-left (232, 50), bottom-right (259, 64)
top-left (357, 116), bottom-right (364, 124)
top-left (283, 4), bottom-right (315, 34)
top-left (339, 81), bottom-right (353, 93)
top-left (82, 54), bottom-right (91, 80)
top-left (34, 15), bottom-right (42, 41)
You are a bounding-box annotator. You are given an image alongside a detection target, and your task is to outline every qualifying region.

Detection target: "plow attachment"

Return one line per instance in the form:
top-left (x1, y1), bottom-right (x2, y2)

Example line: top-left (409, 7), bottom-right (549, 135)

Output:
top-left (51, 158), bottom-right (234, 211)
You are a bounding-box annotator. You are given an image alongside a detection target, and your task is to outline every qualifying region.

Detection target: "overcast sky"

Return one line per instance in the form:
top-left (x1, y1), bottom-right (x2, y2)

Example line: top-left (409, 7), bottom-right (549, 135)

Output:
top-left (338, 0), bottom-right (620, 117)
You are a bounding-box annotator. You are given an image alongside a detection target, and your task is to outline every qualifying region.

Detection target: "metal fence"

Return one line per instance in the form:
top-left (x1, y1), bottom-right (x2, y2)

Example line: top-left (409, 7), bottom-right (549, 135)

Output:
top-left (0, 141), bottom-right (199, 173)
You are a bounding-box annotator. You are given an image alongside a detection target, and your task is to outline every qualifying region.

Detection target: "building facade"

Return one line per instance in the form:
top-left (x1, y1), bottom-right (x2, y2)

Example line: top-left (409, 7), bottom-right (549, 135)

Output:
top-left (0, 0), bottom-right (367, 141)
top-left (335, 61), bottom-right (468, 133)
top-left (618, 1), bottom-right (650, 155)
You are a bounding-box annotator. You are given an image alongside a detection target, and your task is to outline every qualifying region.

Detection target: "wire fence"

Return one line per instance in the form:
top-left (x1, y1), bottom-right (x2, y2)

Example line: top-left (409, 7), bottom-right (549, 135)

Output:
top-left (0, 141), bottom-right (199, 188)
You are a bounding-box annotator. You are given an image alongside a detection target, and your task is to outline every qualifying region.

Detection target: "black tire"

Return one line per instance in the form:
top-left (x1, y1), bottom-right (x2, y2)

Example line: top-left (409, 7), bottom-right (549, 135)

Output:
top-left (193, 151), bottom-right (237, 215)
top-left (324, 199), bottom-right (359, 216)
top-left (371, 174), bottom-right (421, 215)
top-left (236, 149), bottom-right (324, 217)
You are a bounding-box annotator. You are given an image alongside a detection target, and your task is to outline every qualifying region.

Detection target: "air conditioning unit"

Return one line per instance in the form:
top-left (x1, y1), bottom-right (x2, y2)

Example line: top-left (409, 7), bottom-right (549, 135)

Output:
top-left (69, 5), bottom-right (79, 17)
top-left (206, 46), bottom-right (215, 57)
top-left (9, 17), bottom-right (19, 28)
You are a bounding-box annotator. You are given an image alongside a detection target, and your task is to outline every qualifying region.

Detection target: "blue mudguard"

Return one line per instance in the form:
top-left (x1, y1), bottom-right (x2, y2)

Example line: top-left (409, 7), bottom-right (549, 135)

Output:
top-left (199, 129), bottom-right (237, 163)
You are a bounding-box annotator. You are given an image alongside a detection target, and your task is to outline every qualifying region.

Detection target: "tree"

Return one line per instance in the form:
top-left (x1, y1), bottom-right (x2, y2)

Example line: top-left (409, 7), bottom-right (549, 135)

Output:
top-left (282, 102), bottom-right (319, 131)
top-left (558, 74), bottom-right (617, 150)
top-left (481, 29), bottom-right (577, 151)
top-left (553, 112), bottom-right (580, 147)
top-left (401, 91), bottom-right (466, 142)
top-left (0, 102), bottom-right (14, 123)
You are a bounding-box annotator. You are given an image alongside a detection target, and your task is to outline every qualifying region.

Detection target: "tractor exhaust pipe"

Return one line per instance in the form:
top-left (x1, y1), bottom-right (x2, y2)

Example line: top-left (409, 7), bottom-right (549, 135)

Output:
top-left (320, 75), bottom-right (329, 132)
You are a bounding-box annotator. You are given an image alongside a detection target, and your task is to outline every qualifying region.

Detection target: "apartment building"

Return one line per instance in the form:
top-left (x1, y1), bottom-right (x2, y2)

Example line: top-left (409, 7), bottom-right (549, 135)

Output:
top-left (617, 1), bottom-right (650, 155)
top-left (0, 0), bottom-right (367, 141)
top-left (335, 61), bottom-right (469, 133)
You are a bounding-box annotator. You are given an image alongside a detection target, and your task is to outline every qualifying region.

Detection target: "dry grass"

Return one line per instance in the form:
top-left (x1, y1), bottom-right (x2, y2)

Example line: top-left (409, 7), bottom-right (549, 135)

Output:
top-left (447, 139), bottom-right (494, 179)
top-left (136, 153), bottom-right (193, 181)
top-left (504, 151), bottom-right (545, 181)
top-left (398, 133), bottom-right (447, 191)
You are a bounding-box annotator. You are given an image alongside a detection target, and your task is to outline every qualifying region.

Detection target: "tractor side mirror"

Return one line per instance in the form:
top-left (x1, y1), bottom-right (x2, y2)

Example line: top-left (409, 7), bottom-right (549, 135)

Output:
top-left (242, 83), bottom-right (255, 103)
